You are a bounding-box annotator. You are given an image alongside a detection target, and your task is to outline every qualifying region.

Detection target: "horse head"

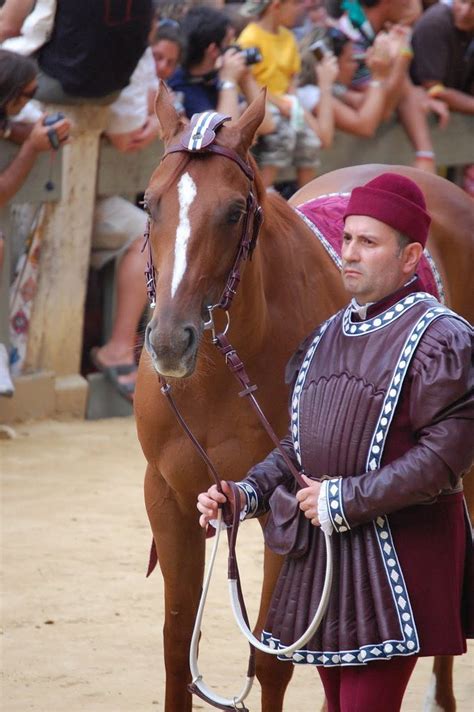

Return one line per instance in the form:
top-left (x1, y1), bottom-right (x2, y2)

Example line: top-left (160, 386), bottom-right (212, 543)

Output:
top-left (144, 83), bottom-right (266, 378)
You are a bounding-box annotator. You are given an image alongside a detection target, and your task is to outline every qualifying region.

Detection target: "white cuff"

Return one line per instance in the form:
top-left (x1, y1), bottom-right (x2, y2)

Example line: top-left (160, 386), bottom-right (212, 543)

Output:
top-left (318, 480), bottom-right (334, 535)
top-left (325, 477), bottom-right (351, 534)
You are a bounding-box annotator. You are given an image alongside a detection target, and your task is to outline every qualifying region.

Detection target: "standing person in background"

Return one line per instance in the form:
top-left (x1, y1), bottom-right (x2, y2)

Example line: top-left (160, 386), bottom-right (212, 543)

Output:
top-left (411, 0), bottom-right (474, 114)
top-left (0, 49), bottom-right (70, 397)
top-left (167, 4), bottom-right (274, 134)
top-left (337, 0), bottom-right (449, 172)
top-left (1, 2), bottom-right (158, 402)
top-left (411, 0), bottom-right (474, 195)
top-left (238, 0), bottom-right (336, 189)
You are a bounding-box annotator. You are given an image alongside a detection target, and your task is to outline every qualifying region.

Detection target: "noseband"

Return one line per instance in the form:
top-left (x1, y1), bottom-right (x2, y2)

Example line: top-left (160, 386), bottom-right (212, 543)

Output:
top-left (143, 110), bottom-right (264, 313)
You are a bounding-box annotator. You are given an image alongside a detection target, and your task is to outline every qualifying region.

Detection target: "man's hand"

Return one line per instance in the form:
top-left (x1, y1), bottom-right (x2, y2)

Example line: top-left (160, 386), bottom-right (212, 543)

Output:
top-left (217, 47), bottom-right (247, 85)
top-left (296, 474), bottom-right (322, 526)
top-left (196, 480), bottom-right (245, 529)
top-left (107, 115), bottom-right (161, 153)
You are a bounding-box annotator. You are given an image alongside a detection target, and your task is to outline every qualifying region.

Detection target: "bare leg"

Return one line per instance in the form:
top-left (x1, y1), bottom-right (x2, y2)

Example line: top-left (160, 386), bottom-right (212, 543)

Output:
top-left (94, 236), bottom-right (147, 385)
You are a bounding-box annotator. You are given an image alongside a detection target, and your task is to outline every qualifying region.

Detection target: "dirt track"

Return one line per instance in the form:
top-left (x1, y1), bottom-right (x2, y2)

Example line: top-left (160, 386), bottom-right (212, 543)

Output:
top-left (2, 417), bottom-right (473, 711)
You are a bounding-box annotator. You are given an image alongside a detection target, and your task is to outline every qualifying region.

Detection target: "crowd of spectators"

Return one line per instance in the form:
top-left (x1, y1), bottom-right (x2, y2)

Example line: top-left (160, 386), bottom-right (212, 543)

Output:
top-left (0, 0), bottom-right (472, 402)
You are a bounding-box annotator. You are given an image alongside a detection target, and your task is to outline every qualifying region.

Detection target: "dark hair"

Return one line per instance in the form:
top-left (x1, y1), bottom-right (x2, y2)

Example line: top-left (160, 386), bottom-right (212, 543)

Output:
top-left (181, 6), bottom-right (230, 69)
top-left (396, 232), bottom-right (411, 252)
top-left (150, 22), bottom-right (184, 60)
top-left (0, 49), bottom-right (38, 111)
top-left (325, 27), bottom-right (350, 57)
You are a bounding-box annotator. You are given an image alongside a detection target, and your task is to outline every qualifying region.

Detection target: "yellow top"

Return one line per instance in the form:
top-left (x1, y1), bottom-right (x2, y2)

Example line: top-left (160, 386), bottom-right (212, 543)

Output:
top-left (237, 22), bottom-right (301, 96)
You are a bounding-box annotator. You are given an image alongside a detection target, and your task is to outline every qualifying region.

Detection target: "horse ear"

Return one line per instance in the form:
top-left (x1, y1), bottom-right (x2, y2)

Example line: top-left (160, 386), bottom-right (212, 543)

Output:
top-left (235, 88), bottom-right (267, 151)
top-left (154, 80), bottom-right (181, 143)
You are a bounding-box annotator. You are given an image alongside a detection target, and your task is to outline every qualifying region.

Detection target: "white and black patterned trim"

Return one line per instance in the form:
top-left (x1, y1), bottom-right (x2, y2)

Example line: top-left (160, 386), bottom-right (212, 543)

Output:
top-left (424, 248), bottom-right (445, 304)
top-left (294, 208), bottom-right (342, 270)
top-left (366, 304), bottom-right (458, 471)
top-left (325, 477), bottom-right (350, 533)
top-left (237, 482), bottom-right (259, 519)
top-left (290, 317), bottom-right (336, 467)
top-left (342, 292), bottom-right (437, 336)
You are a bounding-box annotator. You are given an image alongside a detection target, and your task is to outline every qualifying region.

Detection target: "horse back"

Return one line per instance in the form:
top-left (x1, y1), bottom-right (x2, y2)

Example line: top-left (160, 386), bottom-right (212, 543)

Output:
top-left (291, 165), bottom-right (474, 322)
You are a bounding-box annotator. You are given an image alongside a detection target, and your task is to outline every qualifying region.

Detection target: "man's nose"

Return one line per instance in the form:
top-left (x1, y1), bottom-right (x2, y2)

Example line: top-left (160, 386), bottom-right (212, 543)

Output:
top-left (343, 240), bottom-right (359, 261)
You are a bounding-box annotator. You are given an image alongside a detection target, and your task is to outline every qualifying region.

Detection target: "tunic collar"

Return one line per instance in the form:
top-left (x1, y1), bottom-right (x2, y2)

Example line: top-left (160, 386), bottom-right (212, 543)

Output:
top-left (351, 276), bottom-right (420, 322)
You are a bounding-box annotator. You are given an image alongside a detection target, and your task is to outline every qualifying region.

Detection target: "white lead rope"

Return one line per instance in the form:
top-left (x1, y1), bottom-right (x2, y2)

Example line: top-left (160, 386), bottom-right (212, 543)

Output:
top-left (229, 528), bottom-right (333, 657)
top-left (189, 510), bottom-right (334, 709)
top-left (189, 510), bottom-right (254, 708)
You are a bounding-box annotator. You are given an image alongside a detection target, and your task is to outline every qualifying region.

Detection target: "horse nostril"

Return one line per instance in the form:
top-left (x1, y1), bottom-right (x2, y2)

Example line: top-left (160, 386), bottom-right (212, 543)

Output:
top-left (145, 323), bottom-right (156, 358)
top-left (184, 326), bottom-right (196, 354)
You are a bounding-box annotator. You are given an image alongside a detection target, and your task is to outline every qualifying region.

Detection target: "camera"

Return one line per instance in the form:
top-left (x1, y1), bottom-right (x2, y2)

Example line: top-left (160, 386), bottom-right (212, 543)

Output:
top-left (241, 46), bottom-right (262, 66)
top-left (43, 111), bottom-right (65, 150)
top-left (309, 39), bottom-right (328, 62)
top-left (228, 44), bottom-right (262, 66)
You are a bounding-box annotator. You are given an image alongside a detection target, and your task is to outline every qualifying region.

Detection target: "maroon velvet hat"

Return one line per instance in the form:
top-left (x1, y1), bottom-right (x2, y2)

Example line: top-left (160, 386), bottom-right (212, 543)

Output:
top-left (343, 173), bottom-right (431, 247)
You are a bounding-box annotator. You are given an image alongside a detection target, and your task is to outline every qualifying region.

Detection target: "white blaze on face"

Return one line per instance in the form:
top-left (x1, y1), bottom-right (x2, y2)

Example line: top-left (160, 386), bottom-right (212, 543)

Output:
top-left (171, 172), bottom-right (197, 299)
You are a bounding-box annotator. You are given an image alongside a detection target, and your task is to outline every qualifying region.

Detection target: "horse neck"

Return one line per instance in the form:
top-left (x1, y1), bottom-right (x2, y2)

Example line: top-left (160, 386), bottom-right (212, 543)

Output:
top-left (221, 193), bottom-right (346, 358)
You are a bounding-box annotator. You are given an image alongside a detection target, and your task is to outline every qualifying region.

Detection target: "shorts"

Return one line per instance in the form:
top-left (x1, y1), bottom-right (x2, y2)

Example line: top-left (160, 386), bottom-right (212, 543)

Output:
top-left (90, 196), bottom-right (147, 270)
top-left (252, 104), bottom-right (321, 170)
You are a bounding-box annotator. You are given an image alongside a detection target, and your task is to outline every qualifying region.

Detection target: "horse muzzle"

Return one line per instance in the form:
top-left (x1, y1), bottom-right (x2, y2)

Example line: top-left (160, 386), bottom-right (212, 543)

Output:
top-left (145, 321), bottom-right (199, 378)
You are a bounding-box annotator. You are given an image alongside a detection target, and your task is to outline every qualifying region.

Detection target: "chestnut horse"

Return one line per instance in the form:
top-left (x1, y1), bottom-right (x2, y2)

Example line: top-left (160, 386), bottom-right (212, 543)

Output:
top-left (135, 87), bottom-right (473, 712)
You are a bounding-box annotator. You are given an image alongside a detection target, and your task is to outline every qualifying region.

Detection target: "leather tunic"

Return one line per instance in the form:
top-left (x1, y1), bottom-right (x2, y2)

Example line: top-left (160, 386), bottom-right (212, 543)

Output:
top-left (241, 281), bottom-right (474, 666)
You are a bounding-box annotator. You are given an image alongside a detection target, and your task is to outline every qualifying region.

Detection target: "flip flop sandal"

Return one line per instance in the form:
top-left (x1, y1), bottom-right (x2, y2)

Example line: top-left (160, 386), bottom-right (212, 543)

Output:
top-left (90, 347), bottom-right (137, 402)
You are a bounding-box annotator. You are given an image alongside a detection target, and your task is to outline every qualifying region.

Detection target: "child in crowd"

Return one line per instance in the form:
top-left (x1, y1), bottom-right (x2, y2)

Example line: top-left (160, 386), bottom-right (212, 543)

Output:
top-left (238, 0), bottom-right (337, 188)
top-left (149, 20), bottom-right (183, 82)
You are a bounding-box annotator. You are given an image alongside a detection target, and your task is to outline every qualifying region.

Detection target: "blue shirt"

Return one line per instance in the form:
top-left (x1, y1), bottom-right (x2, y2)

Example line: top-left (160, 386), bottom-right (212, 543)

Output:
top-left (168, 67), bottom-right (219, 119)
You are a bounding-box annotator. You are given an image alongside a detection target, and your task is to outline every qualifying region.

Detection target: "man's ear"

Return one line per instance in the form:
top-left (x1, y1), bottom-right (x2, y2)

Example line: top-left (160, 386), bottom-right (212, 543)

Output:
top-left (402, 242), bottom-right (424, 275)
top-left (206, 42), bottom-right (220, 63)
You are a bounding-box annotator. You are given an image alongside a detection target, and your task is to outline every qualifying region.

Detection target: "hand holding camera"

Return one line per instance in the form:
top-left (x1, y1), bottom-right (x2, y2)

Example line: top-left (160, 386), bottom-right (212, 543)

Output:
top-left (26, 112), bottom-right (70, 153)
top-left (217, 46), bottom-right (247, 87)
top-left (43, 112), bottom-right (69, 150)
top-left (315, 53), bottom-right (339, 91)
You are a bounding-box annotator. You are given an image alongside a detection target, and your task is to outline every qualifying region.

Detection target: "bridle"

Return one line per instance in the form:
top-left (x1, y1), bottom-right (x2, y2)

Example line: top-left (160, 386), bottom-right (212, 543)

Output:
top-left (143, 111), bottom-right (333, 711)
top-left (143, 111), bottom-right (263, 315)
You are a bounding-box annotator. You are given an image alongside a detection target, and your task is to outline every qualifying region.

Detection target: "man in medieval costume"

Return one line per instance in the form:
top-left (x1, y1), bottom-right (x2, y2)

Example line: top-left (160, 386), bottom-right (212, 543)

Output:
top-left (197, 172), bottom-right (474, 712)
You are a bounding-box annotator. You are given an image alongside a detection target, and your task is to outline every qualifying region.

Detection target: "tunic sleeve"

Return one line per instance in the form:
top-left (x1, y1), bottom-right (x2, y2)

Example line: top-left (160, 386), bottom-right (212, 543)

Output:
top-left (238, 433), bottom-right (300, 518)
top-left (338, 317), bottom-right (474, 529)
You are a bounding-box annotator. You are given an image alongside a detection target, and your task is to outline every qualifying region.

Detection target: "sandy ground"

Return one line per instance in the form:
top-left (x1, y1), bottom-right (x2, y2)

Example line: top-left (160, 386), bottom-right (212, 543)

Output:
top-left (1, 417), bottom-right (473, 712)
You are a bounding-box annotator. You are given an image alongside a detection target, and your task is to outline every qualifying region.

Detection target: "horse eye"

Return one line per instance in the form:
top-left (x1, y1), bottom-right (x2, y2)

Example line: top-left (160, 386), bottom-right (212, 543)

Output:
top-left (227, 208), bottom-right (244, 224)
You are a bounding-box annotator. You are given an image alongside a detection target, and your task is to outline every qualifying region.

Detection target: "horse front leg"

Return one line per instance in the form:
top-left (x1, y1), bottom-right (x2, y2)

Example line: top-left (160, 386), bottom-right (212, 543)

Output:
top-left (145, 465), bottom-right (205, 712)
top-left (252, 544), bottom-right (294, 712)
top-left (423, 656), bottom-right (456, 712)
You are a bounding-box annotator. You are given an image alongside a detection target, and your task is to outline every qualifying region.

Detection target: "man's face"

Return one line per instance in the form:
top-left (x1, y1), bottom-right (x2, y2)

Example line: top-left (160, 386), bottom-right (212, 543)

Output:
top-left (342, 215), bottom-right (411, 304)
top-left (453, 0), bottom-right (474, 33)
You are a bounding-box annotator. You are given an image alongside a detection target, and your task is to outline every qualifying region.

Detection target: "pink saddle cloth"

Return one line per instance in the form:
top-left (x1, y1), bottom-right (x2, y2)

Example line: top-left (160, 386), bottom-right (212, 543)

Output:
top-left (297, 194), bottom-right (442, 300)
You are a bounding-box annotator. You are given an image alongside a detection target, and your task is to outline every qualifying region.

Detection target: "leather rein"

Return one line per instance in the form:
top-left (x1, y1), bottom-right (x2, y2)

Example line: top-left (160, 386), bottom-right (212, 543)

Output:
top-left (143, 112), bottom-right (332, 711)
